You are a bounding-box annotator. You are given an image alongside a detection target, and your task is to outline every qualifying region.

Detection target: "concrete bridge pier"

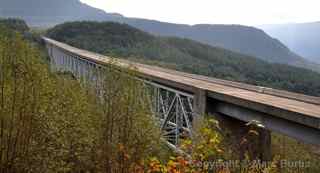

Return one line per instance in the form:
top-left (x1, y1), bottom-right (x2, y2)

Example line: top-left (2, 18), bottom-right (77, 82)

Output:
top-left (194, 91), bottom-right (272, 161)
top-left (215, 114), bottom-right (272, 161)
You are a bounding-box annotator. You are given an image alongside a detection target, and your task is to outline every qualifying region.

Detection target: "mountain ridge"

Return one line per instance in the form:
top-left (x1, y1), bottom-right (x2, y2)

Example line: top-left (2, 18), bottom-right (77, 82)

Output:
top-left (259, 22), bottom-right (320, 64)
top-left (1, 0), bottom-right (319, 72)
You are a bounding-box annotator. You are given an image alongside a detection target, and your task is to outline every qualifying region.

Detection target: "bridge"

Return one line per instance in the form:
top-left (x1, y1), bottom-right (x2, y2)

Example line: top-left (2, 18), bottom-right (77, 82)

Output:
top-left (43, 37), bottom-right (320, 160)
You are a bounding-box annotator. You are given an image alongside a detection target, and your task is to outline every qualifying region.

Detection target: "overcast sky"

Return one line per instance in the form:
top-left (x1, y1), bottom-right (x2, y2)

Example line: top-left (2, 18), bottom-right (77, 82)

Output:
top-left (80, 0), bottom-right (320, 26)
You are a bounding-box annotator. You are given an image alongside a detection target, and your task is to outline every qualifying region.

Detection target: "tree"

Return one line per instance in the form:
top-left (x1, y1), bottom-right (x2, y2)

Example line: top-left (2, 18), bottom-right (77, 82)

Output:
top-left (0, 26), bottom-right (164, 173)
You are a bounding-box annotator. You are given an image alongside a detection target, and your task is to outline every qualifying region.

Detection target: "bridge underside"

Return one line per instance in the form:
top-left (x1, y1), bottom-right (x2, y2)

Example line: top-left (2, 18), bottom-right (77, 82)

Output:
top-left (205, 95), bottom-right (320, 146)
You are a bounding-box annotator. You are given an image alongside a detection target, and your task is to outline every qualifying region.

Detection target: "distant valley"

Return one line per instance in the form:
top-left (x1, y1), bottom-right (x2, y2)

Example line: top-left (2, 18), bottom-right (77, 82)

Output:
top-left (1, 0), bottom-right (319, 72)
top-left (260, 22), bottom-right (320, 64)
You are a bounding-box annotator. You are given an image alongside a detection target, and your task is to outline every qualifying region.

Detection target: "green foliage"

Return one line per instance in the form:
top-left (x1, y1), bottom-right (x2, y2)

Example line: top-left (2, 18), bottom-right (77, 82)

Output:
top-left (272, 134), bottom-right (320, 173)
top-left (0, 18), bottom-right (43, 45)
top-left (47, 21), bottom-right (320, 97)
top-left (0, 25), bottom-right (96, 172)
top-left (90, 64), bottom-right (163, 172)
top-left (0, 24), bottom-right (162, 173)
top-left (0, 18), bottom-right (29, 33)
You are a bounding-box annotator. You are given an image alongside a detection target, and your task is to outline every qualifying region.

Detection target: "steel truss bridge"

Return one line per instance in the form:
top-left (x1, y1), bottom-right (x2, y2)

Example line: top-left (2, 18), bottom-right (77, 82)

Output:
top-left (43, 37), bottom-right (320, 159)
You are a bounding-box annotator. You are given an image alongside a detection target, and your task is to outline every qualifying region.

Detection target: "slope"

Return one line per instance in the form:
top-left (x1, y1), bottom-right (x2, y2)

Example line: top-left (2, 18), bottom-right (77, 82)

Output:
top-left (0, 0), bottom-right (316, 70)
top-left (46, 21), bottom-right (320, 96)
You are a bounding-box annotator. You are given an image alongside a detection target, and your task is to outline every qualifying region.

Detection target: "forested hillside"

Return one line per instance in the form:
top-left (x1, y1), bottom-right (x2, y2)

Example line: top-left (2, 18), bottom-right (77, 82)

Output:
top-left (2, 0), bottom-right (318, 71)
top-left (125, 21), bottom-right (304, 64)
top-left (0, 18), bottom-right (29, 33)
top-left (0, 18), bottom-right (44, 44)
top-left (47, 21), bottom-right (320, 97)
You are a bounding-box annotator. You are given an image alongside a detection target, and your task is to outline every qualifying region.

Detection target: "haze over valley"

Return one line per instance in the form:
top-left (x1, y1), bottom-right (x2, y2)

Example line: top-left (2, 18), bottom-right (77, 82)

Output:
top-left (259, 22), bottom-right (320, 64)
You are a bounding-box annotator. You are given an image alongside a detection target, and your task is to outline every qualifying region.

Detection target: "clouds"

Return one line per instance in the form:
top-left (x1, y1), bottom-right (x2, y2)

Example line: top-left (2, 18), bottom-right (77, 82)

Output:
top-left (80, 0), bottom-right (320, 25)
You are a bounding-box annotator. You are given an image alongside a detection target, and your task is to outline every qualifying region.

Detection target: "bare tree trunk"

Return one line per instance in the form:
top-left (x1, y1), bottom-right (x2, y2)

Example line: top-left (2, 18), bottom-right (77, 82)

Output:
top-left (0, 35), bottom-right (6, 173)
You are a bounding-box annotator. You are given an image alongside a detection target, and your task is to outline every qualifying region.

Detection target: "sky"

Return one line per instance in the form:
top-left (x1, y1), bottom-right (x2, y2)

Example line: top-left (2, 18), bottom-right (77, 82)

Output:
top-left (79, 0), bottom-right (320, 26)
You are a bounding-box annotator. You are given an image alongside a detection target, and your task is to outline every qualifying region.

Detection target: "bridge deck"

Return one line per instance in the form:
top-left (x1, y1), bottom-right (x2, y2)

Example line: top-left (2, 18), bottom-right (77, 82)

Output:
top-left (43, 37), bottom-right (320, 129)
